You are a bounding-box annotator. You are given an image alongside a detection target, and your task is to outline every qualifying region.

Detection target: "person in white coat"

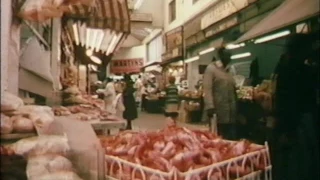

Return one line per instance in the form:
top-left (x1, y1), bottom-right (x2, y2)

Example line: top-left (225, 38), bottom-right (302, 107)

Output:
top-left (103, 78), bottom-right (116, 114)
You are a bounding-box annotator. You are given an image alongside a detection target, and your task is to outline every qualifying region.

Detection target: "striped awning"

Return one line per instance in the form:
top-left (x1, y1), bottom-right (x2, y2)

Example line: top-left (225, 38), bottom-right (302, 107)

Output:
top-left (66, 0), bottom-right (130, 33)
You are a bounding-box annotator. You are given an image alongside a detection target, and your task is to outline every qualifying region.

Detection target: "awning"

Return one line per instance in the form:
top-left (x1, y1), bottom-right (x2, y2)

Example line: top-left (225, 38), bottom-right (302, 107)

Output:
top-left (66, 0), bottom-right (130, 33)
top-left (236, 0), bottom-right (320, 43)
top-left (197, 37), bottom-right (224, 63)
top-left (141, 61), bottom-right (160, 70)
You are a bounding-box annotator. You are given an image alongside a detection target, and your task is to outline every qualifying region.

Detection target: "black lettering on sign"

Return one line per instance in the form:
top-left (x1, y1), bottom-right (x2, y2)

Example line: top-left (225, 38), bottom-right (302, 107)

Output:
top-left (114, 61), bottom-right (119, 67)
top-left (138, 60), bottom-right (143, 66)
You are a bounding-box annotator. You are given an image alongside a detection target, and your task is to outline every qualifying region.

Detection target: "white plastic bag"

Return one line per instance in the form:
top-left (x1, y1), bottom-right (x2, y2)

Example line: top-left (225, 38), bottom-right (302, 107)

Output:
top-left (1, 92), bottom-right (24, 112)
top-left (27, 154), bottom-right (74, 179)
top-left (10, 135), bottom-right (70, 157)
top-left (1, 113), bottom-right (13, 134)
top-left (11, 115), bottom-right (35, 133)
top-left (30, 171), bottom-right (83, 180)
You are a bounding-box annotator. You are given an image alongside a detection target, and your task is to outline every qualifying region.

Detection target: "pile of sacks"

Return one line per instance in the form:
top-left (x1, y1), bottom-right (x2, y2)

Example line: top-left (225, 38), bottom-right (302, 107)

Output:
top-left (1, 92), bottom-right (54, 135)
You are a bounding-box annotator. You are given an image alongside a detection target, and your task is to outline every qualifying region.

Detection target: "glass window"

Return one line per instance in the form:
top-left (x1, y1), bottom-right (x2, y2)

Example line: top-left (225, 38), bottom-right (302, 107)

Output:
top-left (169, 0), bottom-right (176, 23)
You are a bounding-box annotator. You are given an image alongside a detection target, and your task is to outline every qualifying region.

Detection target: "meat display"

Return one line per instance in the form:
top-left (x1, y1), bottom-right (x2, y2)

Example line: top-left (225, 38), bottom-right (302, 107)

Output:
top-left (1, 92), bottom-right (55, 135)
top-left (52, 96), bottom-right (119, 121)
top-left (100, 125), bottom-right (270, 179)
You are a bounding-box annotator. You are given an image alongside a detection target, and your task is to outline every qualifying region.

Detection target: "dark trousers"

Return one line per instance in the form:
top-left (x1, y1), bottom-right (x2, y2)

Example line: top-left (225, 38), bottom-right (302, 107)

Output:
top-left (268, 113), bottom-right (319, 180)
top-left (141, 94), bottom-right (147, 111)
top-left (217, 123), bottom-right (238, 140)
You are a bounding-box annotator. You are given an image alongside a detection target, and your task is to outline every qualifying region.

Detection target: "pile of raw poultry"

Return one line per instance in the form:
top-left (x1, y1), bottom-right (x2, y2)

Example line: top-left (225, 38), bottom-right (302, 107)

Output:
top-left (100, 125), bottom-right (269, 180)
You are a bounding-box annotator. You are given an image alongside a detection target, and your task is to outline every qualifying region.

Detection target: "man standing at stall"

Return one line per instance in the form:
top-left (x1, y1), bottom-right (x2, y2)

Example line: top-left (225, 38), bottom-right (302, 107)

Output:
top-left (203, 47), bottom-right (238, 140)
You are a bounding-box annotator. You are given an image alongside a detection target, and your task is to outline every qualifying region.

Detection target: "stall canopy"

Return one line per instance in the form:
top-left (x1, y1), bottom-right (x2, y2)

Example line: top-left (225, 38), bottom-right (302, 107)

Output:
top-left (65, 0), bottom-right (130, 56)
top-left (66, 0), bottom-right (130, 32)
top-left (236, 0), bottom-right (320, 43)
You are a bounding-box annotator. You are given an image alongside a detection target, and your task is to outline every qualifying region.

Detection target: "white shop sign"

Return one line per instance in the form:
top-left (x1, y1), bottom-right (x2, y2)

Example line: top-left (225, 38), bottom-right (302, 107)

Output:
top-left (201, 0), bottom-right (249, 30)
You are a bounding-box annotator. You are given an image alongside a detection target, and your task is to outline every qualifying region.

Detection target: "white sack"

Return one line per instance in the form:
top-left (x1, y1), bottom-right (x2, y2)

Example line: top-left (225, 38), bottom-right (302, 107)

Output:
top-left (27, 154), bottom-right (74, 179)
top-left (30, 171), bottom-right (83, 180)
top-left (10, 135), bottom-right (70, 157)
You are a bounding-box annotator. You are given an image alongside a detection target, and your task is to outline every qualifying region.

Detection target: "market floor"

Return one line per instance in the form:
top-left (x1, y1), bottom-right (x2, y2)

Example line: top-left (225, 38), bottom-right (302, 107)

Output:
top-left (131, 111), bottom-right (208, 131)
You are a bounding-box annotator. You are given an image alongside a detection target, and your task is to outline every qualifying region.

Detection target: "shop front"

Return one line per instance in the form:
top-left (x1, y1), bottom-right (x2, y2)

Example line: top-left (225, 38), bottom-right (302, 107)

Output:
top-left (161, 26), bottom-right (185, 86)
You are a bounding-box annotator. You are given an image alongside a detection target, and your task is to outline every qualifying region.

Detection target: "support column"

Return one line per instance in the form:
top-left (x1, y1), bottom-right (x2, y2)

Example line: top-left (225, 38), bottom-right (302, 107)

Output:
top-left (1, 0), bottom-right (12, 94)
top-left (8, 24), bottom-right (21, 96)
top-left (51, 18), bottom-right (62, 91)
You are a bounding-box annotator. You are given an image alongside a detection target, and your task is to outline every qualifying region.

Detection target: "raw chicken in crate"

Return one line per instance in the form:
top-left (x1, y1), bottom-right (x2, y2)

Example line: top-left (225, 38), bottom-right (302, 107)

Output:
top-left (101, 126), bottom-right (272, 180)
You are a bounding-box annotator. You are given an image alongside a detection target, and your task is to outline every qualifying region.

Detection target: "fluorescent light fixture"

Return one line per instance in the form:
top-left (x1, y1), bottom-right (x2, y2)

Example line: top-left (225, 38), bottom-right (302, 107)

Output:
top-left (184, 56), bottom-right (199, 63)
top-left (106, 33), bottom-right (123, 56)
top-left (90, 29), bottom-right (98, 49)
top-left (72, 23), bottom-right (80, 45)
top-left (86, 28), bottom-right (91, 48)
top-left (254, 30), bottom-right (291, 44)
top-left (95, 30), bottom-right (105, 52)
top-left (90, 56), bottom-right (102, 64)
top-left (199, 47), bottom-right (215, 55)
top-left (134, 0), bottom-right (144, 10)
top-left (231, 52), bottom-right (251, 60)
top-left (226, 43), bottom-right (245, 49)
top-left (79, 22), bottom-right (86, 46)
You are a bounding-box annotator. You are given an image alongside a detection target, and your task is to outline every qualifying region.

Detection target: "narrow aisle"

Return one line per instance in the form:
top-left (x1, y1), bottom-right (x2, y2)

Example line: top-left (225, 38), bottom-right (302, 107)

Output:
top-left (132, 111), bottom-right (208, 131)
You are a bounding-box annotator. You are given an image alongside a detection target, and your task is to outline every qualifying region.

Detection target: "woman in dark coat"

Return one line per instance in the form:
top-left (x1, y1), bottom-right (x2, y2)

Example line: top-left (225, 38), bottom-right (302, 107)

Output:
top-left (122, 74), bottom-right (138, 130)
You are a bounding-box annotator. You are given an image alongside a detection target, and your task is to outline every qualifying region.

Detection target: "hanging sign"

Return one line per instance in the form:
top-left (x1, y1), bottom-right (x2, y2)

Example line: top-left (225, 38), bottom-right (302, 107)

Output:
top-left (162, 26), bottom-right (183, 62)
top-left (201, 0), bottom-right (252, 30)
top-left (110, 58), bottom-right (144, 74)
top-left (204, 17), bottom-right (238, 37)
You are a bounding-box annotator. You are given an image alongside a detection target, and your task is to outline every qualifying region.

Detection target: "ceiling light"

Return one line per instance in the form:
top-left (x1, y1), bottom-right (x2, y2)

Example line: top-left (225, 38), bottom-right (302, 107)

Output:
top-left (226, 43), bottom-right (245, 49)
top-left (254, 30), bottom-right (290, 44)
top-left (231, 52), bottom-right (251, 60)
top-left (86, 49), bottom-right (93, 56)
top-left (199, 47), bottom-right (215, 55)
top-left (134, 0), bottom-right (144, 10)
top-left (184, 56), bottom-right (199, 63)
top-left (90, 56), bottom-right (102, 64)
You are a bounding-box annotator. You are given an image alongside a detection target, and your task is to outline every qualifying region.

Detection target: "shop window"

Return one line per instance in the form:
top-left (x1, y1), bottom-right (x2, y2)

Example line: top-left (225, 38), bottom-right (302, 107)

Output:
top-left (169, 0), bottom-right (176, 23)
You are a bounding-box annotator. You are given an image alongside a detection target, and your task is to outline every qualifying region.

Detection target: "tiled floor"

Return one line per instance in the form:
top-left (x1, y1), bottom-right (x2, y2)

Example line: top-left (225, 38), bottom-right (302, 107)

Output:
top-left (132, 111), bottom-right (208, 131)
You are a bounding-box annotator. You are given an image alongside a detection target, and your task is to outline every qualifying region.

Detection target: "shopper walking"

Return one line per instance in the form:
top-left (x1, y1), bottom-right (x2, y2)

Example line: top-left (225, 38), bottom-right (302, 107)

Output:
top-left (203, 47), bottom-right (238, 140)
top-left (164, 76), bottom-right (179, 125)
top-left (122, 74), bottom-right (138, 130)
top-left (140, 83), bottom-right (148, 111)
top-left (270, 33), bottom-right (319, 180)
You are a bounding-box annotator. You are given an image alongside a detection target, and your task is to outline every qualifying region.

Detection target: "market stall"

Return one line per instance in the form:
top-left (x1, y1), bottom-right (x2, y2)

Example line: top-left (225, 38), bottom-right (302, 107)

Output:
top-left (236, 80), bottom-right (274, 144)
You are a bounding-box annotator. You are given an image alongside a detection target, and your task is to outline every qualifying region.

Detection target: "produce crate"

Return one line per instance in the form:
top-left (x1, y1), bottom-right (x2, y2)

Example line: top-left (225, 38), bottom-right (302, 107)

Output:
top-left (104, 142), bottom-right (272, 180)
